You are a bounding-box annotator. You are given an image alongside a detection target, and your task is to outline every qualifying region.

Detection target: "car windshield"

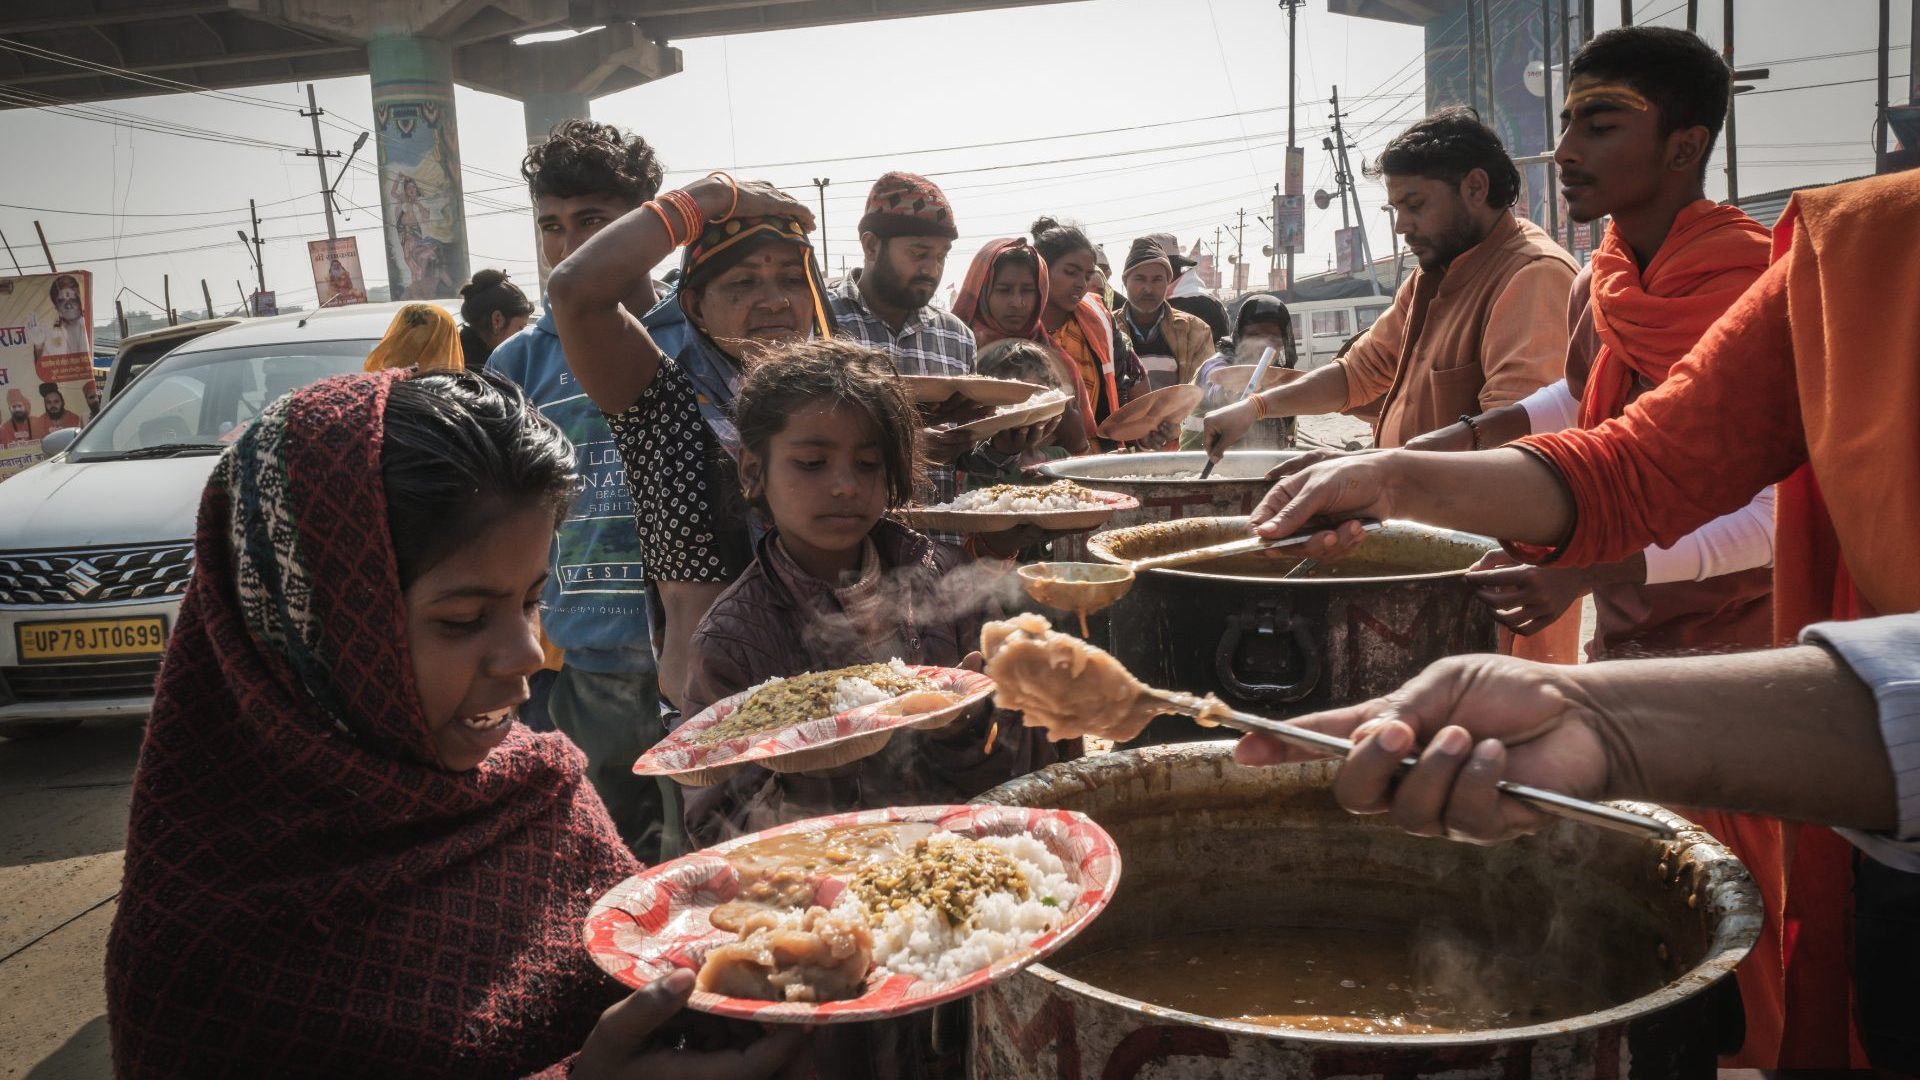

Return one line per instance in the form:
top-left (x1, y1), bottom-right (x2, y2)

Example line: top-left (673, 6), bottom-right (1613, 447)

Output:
top-left (68, 339), bottom-right (373, 462)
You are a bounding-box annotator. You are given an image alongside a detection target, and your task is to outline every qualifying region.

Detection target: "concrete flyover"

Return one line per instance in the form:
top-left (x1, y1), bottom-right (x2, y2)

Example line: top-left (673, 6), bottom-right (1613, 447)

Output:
top-left (0, 0), bottom-right (1075, 296)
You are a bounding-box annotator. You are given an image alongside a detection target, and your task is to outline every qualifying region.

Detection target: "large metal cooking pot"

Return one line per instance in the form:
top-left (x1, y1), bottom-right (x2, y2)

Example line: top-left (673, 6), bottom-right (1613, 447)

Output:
top-left (971, 745), bottom-right (1759, 1080)
top-left (1037, 451), bottom-right (1309, 532)
top-left (1086, 517), bottom-right (1496, 727)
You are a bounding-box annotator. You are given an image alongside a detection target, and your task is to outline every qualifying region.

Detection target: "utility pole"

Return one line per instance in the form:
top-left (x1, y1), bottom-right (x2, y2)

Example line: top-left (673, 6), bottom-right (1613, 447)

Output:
top-left (1381, 205), bottom-right (1404, 290)
top-left (1479, 0), bottom-right (1497, 124)
top-left (1722, 0), bottom-right (1739, 204)
top-left (1282, 0), bottom-right (1303, 295)
top-left (33, 220), bottom-right (55, 271)
top-left (202, 279), bottom-right (215, 320)
top-left (164, 274), bottom-right (176, 326)
top-left (1329, 87), bottom-right (1383, 295)
top-left (1234, 207), bottom-right (1247, 292)
top-left (1466, 0), bottom-right (1481, 115)
top-left (244, 199), bottom-right (266, 309)
top-left (300, 84), bottom-right (343, 243)
top-left (0, 229), bottom-right (20, 275)
top-left (811, 178), bottom-right (830, 274)
top-left (1877, 0), bottom-right (1892, 165)
top-left (1686, 0), bottom-right (1698, 31)
top-left (1620, 0), bottom-right (1632, 24)
top-left (115, 300), bottom-right (128, 339)
top-left (1270, 182), bottom-right (1282, 286)
top-left (236, 281), bottom-right (248, 314)
top-left (1542, 0), bottom-right (1560, 247)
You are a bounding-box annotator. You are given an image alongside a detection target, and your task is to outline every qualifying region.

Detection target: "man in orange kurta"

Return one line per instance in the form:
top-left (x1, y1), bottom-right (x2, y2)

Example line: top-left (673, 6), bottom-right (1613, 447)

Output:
top-left (1203, 108), bottom-right (1578, 662)
top-left (1243, 165), bottom-right (1920, 1072)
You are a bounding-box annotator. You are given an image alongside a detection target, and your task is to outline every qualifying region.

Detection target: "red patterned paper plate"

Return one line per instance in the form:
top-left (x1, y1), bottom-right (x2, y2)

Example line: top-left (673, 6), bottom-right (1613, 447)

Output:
top-left (634, 666), bottom-right (994, 786)
top-left (582, 804), bottom-right (1122, 1023)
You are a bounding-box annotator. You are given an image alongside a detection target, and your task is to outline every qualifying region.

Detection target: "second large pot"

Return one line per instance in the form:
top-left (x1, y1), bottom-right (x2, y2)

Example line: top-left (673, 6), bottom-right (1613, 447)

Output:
top-left (1086, 517), bottom-right (1497, 726)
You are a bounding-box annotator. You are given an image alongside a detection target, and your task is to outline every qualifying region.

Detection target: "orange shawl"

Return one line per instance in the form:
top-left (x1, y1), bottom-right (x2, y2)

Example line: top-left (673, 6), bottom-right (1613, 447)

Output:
top-left (1064, 294), bottom-right (1122, 422)
top-left (1775, 171), bottom-right (1920, 628)
top-left (1580, 200), bottom-right (1773, 428)
top-left (1747, 171), bottom-right (1920, 1070)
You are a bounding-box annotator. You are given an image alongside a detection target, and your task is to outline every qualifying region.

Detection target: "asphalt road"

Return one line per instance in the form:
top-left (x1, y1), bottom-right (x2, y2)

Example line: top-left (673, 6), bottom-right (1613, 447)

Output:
top-left (0, 716), bottom-right (141, 1080)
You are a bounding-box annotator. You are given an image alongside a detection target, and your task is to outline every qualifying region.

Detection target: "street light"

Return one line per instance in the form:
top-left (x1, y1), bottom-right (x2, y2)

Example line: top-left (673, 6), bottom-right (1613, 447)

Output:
top-left (812, 178), bottom-right (830, 275)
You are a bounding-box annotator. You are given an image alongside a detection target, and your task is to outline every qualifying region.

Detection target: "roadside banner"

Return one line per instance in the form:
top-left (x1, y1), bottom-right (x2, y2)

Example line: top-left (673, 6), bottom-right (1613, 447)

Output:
top-left (0, 270), bottom-right (96, 480)
top-left (309, 237), bottom-right (369, 308)
top-left (1334, 227), bottom-right (1362, 275)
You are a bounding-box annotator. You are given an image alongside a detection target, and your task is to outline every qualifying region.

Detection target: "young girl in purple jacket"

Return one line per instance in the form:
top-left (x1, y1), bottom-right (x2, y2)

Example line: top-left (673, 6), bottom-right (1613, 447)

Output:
top-left (681, 339), bottom-right (1072, 850)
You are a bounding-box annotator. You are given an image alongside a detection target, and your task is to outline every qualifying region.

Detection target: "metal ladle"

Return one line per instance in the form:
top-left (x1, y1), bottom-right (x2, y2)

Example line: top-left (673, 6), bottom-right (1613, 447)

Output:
top-left (1144, 688), bottom-right (1676, 840)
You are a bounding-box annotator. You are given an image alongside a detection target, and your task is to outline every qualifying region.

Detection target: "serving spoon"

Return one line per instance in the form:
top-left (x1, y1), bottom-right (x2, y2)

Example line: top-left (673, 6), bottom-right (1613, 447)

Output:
top-left (1145, 688), bottom-right (1676, 840)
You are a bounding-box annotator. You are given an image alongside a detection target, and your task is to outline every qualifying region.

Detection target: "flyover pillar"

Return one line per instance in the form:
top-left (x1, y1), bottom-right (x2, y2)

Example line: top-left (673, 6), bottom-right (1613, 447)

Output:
top-left (368, 35), bottom-right (471, 301)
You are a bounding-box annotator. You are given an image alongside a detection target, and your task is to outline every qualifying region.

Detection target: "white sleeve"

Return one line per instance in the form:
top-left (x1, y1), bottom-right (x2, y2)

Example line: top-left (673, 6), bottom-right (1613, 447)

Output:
top-left (1516, 379), bottom-right (1580, 434)
top-left (1641, 486), bottom-right (1776, 585)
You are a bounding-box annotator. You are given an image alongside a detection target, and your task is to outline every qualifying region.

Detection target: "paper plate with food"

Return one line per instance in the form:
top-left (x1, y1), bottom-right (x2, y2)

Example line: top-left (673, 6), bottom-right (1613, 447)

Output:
top-left (901, 374), bottom-right (1048, 407)
top-left (939, 387), bottom-right (1070, 440)
top-left (898, 480), bottom-right (1137, 535)
top-left (1095, 383), bottom-right (1204, 443)
top-left (635, 662), bottom-right (993, 785)
top-left (582, 803), bottom-right (1121, 1023)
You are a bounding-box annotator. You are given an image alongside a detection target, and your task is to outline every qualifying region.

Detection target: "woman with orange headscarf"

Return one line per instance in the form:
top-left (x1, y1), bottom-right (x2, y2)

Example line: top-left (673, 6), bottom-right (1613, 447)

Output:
top-left (364, 302), bottom-right (462, 373)
top-left (952, 238), bottom-right (1088, 455)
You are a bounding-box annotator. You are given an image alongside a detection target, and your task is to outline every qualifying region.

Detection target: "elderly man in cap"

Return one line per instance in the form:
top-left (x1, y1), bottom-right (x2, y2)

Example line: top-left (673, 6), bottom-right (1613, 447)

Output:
top-left (1118, 236), bottom-right (1216, 390)
top-left (830, 171), bottom-right (979, 494)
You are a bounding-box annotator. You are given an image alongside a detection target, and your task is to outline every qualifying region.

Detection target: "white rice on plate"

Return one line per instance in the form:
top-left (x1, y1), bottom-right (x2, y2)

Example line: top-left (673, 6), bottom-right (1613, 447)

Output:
top-left (844, 833), bottom-right (1073, 983)
top-left (925, 480), bottom-right (1108, 514)
top-left (992, 387), bottom-right (1069, 415)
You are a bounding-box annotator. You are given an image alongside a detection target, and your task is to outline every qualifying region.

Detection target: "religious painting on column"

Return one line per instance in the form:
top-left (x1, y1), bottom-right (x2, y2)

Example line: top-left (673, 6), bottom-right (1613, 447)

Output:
top-left (0, 270), bottom-right (95, 480)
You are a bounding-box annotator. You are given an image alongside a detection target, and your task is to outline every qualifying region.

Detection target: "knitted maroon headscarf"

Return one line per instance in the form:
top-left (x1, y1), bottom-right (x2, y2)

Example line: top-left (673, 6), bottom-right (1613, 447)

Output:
top-left (105, 371), bottom-right (637, 1078)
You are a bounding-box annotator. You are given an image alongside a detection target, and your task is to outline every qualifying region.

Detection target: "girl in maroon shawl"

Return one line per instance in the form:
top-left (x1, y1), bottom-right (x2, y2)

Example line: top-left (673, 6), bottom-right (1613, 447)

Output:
top-left (105, 369), bottom-right (798, 1079)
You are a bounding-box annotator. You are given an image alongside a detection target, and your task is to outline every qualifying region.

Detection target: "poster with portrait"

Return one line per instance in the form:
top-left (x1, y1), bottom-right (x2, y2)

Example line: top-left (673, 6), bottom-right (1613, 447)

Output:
top-left (309, 237), bottom-right (369, 308)
top-left (0, 270), bottom-right (96, 481)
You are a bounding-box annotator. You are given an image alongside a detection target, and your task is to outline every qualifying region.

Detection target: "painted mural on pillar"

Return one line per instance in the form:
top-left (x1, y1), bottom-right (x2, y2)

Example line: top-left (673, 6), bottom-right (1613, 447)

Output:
top-left (373, 82), bottom-right (467, 300)
top-left (1424, 0), bottom-right (1580, 251)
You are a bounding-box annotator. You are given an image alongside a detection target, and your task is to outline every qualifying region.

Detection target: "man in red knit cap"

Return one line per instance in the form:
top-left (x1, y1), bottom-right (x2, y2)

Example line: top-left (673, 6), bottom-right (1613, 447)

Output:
top-left (830, 170), bottom-right (978, 506)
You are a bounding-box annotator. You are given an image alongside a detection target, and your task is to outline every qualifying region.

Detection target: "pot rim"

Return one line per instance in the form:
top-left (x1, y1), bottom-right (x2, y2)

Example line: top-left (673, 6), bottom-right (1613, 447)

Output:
top-left (1086, 515), bottom-right (1498, 587)
top-left (977, 747), bottom-right (1763, 1048)
top-left (1037, 450), bottom-right (1305, 486)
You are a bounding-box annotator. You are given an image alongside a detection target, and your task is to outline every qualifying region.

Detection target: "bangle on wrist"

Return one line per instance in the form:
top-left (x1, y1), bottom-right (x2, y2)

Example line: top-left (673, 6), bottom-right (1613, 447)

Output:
top-left (660, 189), bottom-right (702, 245)
top-left (1458, 413), bottom-right (1482, 451)
top-left (706, 171), bottom-right (740, 222)
top-left (643, 201), bottom-right (681, 247)
top-left (1251, 391), bottom-right (1271, 420)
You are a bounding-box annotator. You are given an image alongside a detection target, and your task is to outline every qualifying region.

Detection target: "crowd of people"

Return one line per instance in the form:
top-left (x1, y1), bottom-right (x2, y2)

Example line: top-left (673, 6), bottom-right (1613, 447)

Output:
top-left (96, 20), bottom-right (1920, 1080)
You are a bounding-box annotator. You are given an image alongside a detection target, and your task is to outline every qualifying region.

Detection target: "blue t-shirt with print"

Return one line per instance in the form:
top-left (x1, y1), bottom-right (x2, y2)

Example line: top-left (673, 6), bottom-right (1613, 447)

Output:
top-left (487, 311), bottom-right (652, 675)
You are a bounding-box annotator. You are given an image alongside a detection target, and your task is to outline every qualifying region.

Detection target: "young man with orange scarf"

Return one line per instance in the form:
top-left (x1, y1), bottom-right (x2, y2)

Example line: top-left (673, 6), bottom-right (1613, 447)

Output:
top-left (1240, 159), bottom-right (1920, 1070)
top-left (1379, 28), bottom-right (1804, 1067)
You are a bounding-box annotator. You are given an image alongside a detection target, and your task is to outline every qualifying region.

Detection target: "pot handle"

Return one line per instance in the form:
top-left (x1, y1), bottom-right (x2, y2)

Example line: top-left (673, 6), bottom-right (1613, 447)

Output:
top-left (1214, 603), bottom-right (1321, 706)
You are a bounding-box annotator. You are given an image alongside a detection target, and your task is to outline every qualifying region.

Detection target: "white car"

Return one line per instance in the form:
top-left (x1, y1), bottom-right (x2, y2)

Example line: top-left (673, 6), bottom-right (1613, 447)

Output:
top-left (0, 302), bottom-right (438, 738)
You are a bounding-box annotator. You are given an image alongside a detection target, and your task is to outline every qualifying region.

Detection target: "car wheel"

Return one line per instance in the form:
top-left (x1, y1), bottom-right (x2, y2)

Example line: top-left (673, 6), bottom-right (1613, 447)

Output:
top-left (0, 718), bottom-right (84, 740)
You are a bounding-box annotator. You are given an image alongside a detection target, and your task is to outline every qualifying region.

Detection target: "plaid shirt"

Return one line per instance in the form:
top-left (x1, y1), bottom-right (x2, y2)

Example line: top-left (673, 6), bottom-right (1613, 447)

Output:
top-left (829, 277), bottom-right (978, 515)
top-left (828, 276), bottom-right (977, 377)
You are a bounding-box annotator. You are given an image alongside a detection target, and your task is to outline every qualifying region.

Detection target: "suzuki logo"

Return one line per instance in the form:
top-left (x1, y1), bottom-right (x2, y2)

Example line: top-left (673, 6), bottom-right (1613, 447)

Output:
top-left (65, 561), bottom-right (103, 601)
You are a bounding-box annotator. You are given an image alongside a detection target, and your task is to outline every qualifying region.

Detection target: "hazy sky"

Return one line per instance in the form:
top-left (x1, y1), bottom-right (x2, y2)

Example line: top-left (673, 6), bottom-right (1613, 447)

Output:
top-left (0, 0), bottom-right (1907, 322)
